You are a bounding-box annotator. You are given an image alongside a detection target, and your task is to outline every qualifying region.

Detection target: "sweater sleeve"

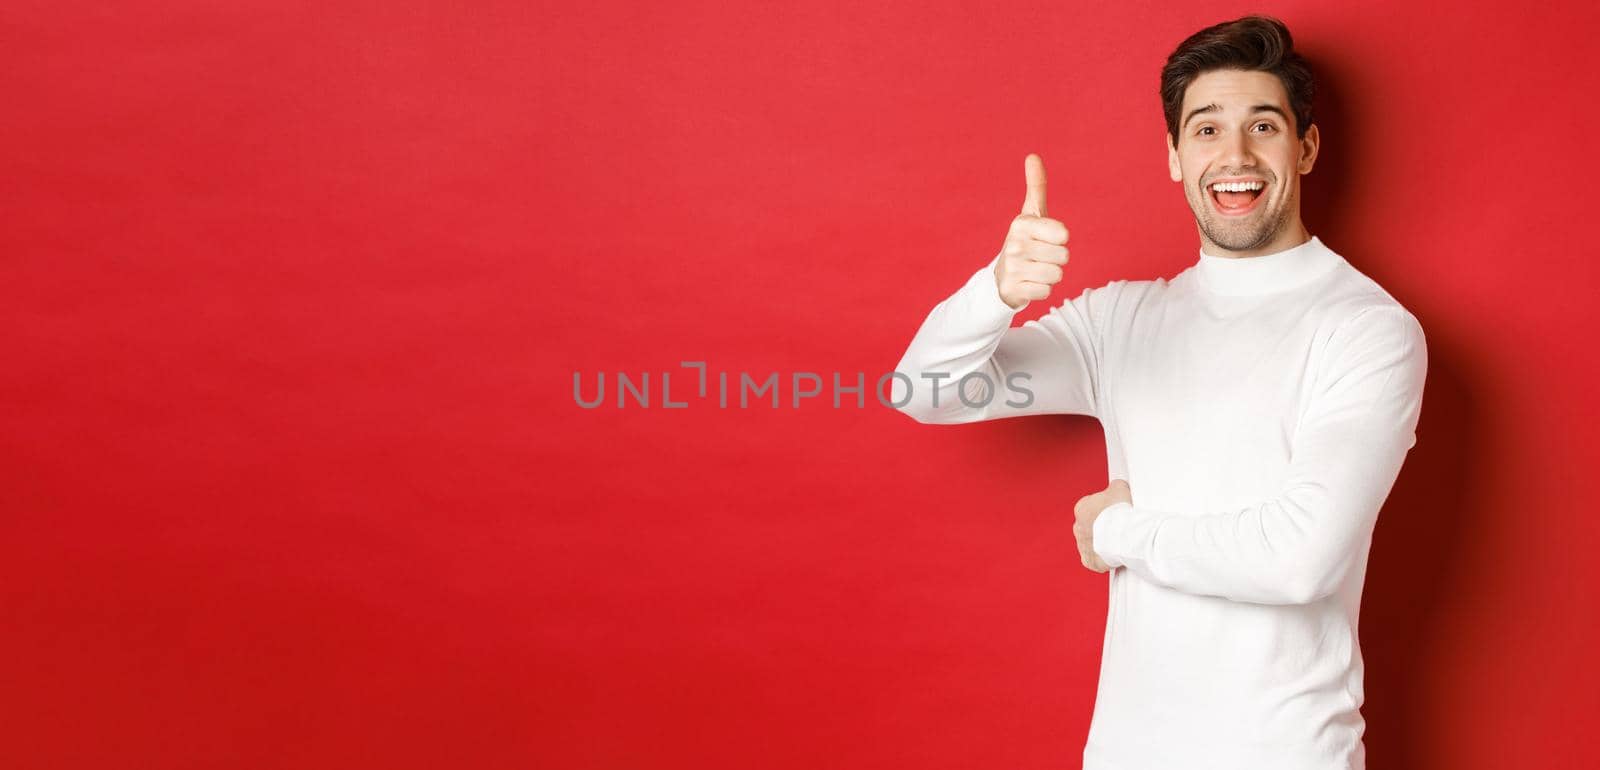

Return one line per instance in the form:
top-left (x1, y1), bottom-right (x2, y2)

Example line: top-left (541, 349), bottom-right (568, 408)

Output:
top-left (891, 255), bottom-right (1115, 423)
top-left (1091, 306), bottom-right (1427, 605)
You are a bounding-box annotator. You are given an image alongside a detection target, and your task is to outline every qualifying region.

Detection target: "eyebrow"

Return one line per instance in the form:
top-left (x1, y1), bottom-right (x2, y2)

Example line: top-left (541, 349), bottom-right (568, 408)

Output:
top-left (1182, 103), bottom-right (1290, 130)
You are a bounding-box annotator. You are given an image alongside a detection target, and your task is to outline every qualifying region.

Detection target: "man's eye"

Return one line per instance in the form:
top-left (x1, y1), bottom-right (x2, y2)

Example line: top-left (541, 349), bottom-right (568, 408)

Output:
top-left (1198, 126), bottom-right (1215, 136)
top-left (1253, 123), bottom-right (1276, 133)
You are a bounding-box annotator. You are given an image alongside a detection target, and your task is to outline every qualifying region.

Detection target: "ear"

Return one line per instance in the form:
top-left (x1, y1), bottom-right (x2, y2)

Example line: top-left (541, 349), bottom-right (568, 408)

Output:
top-left (1297, 123), bottom-right (1320, 175)
top-left (1167, 133), bottom-right (1182, 182)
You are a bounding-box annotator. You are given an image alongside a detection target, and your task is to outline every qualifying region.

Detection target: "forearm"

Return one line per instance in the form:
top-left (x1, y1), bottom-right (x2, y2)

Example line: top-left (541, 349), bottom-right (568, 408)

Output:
top-left (1092, 487), bottom-right (1376, 605)
top-left (893, 259), bottom-right (1108, 423)
top-left (891, 258), bottom-right (1024, 423)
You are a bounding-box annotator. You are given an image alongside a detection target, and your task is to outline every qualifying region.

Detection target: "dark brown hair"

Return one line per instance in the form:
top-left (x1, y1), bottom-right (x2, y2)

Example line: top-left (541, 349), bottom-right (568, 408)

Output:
top-left (1160, 15), bottom-right (1315, 146)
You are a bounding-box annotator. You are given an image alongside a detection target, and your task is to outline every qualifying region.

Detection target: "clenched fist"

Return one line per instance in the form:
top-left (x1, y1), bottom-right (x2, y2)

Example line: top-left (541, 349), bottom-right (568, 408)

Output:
top-left (1074, 479), bottom-right (1131, 573)
top-left (995, 153), bottom-right (1071, 310)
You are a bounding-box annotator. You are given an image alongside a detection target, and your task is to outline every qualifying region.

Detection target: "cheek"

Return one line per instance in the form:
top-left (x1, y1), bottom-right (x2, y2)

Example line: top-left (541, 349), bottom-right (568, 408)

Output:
top-left (1176, 156), bottom-right (1200, 184)
top-left (1180, 150), bottom-right (1214, 179)
top-left (1274, 146), bottom-right (1302, 177)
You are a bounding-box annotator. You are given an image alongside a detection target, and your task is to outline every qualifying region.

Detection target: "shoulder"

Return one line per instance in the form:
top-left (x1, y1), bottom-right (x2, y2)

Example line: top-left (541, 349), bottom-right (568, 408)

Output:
top-left (1034, 273), bottom-right (1160, 316)
top-left (1029, 276), bottom-right (1169, 343)
top-left (1062, 275), bottom-right (1172, 312)
top-left (1315, 260), bottom-right (1426, 352)
top-left (1308, 274), bottom-right (1427, 404)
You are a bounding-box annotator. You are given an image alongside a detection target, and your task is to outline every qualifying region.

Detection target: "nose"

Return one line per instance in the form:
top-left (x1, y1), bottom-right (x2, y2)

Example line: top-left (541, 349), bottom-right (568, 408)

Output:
top-left (1220, 129), bottom-right (1256, 172)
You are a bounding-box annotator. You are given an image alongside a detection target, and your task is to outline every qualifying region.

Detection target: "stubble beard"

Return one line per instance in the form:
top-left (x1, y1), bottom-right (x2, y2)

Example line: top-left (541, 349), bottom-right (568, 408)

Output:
top-left (1190, 183), bottom-right (1294, 253)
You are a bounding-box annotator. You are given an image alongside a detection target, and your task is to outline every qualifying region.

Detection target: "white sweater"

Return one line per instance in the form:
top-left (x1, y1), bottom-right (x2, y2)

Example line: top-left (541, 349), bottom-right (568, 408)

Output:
top-left (891, 235), bottom-right (1426, 770)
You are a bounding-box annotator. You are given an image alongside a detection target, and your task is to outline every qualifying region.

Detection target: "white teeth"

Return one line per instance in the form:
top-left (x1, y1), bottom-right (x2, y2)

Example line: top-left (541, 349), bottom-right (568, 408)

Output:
top-left (1210, 180), bottom-right (1265, 192)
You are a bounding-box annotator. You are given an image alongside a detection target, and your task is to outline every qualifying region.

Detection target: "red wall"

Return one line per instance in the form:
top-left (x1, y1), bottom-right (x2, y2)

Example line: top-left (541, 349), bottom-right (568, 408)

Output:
top-left (6, 1), bottom-right (1597, 767)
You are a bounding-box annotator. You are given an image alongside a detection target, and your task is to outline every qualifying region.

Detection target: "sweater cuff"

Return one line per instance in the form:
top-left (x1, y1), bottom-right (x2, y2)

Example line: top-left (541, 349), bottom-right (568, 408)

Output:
top-left (1092, 501), bottom-right (1138, 569)
top-left (964, 255), bottom-right (1024, 328)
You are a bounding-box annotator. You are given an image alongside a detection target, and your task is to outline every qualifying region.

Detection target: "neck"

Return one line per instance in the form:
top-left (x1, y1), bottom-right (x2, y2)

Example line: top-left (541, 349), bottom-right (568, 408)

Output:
top-left (1200, 218), bottom-right (1310, 259)
top-left (1191, 231), bottom-right (1342, 296)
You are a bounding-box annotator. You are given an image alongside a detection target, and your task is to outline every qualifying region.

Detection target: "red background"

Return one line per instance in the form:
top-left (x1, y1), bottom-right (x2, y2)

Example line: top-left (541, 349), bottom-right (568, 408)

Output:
top-left (6, 1), bottom-right (1598, 767)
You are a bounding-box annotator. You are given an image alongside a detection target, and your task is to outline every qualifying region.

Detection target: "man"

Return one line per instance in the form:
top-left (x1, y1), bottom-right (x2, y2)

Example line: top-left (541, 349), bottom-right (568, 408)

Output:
top-left (889, 15), bottom-right (1426, 770)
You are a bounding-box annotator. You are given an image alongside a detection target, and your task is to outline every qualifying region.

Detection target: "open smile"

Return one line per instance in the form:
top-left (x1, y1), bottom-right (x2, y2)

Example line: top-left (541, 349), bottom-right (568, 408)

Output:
top-left (1207, 177), bottom-right (1267, 217)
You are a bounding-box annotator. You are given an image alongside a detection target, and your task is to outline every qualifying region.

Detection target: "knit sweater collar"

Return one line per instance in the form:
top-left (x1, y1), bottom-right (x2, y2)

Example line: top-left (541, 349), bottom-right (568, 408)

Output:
top-left (1193, 235), bottom-right (1342, 296)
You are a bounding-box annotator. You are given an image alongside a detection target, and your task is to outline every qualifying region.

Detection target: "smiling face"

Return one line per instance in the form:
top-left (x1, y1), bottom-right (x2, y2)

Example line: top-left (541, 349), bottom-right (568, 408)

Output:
top-left (1167, 69), bottom-right (1320, 257)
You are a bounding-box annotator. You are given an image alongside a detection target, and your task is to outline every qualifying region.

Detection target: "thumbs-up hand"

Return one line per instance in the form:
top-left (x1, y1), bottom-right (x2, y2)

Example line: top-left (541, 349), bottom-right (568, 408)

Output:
top-left (995, 153), bottom-right (1071, 310)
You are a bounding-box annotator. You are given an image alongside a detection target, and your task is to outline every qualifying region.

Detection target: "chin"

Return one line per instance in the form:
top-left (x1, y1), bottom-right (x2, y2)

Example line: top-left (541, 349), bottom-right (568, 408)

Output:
top-left (1192, 204), bottom-right (1286, 252)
